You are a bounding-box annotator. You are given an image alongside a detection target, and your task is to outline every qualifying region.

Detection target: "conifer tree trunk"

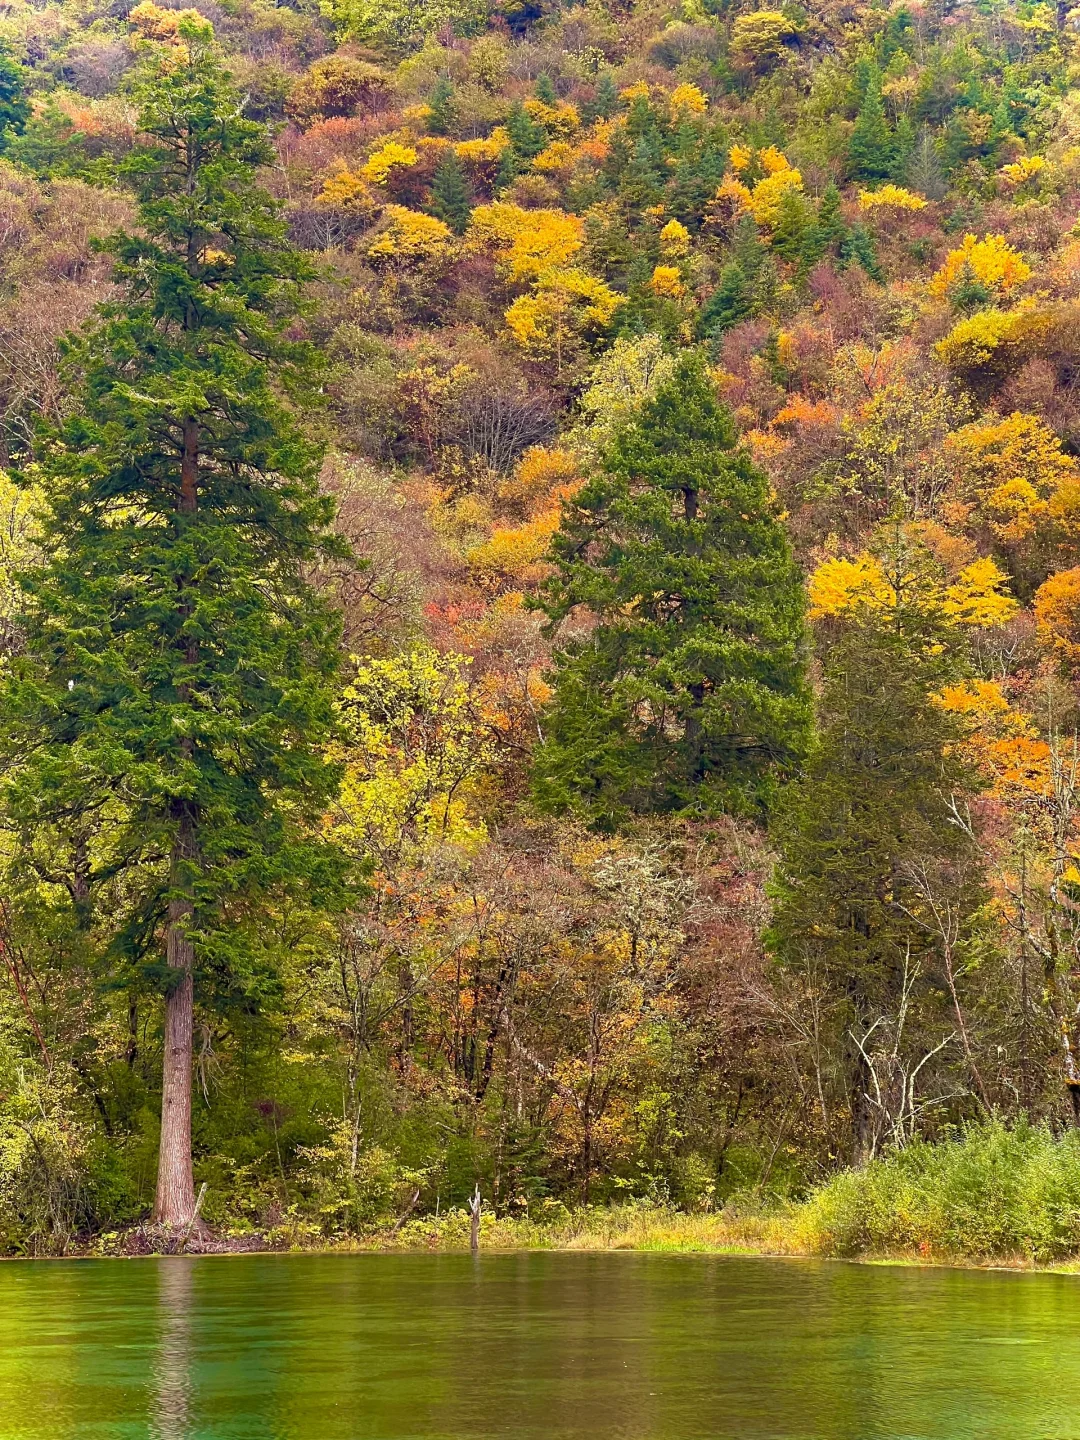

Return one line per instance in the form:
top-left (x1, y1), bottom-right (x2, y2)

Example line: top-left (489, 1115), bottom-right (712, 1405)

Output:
top-left (155, 812), bottom-right (198, 1225)
top-left (155, 417), bottom-right (201, 1226)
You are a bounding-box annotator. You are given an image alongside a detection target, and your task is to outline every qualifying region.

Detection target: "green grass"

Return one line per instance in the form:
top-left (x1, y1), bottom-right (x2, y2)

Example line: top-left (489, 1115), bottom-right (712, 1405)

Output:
top-left (306, 1120), bottom-right (1080, 1269)
top-left (793, 1118), bottom-right (1080, 1265)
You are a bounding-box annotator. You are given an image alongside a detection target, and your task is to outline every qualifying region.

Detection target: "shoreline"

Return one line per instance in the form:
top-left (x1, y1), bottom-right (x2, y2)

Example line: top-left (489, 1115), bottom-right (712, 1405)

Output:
top-left (21, 1208), bottom-right (1080, 1274)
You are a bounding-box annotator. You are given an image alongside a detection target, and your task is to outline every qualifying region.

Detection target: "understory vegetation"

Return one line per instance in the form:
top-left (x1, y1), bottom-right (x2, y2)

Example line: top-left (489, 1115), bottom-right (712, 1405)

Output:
top-left (4, 0), bottom-right (1080, 1258)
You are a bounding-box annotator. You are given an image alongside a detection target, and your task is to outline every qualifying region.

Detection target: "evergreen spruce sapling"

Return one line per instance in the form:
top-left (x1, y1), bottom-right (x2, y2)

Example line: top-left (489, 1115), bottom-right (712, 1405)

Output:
top-left (532, 356), bottom-right (810, 827)
top-left (506, 101), bottom-right (548, 160)
top-left (0, 20), bottom-right (346, 1227)
top-left (427, 74), bottom-right (456, 136)
top-left (583, 72), bottom-right (619, 123)
top-left (430, 151), bottom-right (471, 234)
top-left (849, 68), bottom-right (895, 181)
top-left (697, 263), bottom-right (752, 340)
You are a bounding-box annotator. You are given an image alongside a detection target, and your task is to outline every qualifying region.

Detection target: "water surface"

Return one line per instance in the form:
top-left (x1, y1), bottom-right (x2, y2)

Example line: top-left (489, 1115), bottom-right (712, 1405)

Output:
top-left (1, 1251), bottom-right (1078, 1439)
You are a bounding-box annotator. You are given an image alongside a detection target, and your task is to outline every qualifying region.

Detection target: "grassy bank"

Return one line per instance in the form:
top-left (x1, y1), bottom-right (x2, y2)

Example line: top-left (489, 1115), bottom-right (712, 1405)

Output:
top-left (89, 1122), bottom-right (1080, 1269)
top-left (343, 1120), bottom-right (1080, 1270)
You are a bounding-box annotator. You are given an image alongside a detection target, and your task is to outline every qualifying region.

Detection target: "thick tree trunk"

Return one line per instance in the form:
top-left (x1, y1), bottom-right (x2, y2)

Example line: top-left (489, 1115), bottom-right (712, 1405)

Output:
top-left (155, 415), bottom-right (201, 1227)
top-left (154, 815), bottom-right (198, 1226)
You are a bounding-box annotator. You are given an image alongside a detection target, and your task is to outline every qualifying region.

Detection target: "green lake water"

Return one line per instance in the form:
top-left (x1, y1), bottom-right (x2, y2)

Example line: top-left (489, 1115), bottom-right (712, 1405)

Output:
top-left (2, 1251), bottom-right (1080, 1439)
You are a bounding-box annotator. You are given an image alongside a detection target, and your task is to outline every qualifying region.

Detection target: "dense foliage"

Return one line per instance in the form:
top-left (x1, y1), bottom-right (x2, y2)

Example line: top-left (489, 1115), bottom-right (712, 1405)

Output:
top-left (0, 0), bottom-right (1080, 1252)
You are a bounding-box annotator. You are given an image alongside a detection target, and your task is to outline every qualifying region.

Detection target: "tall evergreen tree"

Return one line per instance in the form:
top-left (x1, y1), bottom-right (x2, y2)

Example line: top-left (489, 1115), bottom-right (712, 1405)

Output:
top-left (430, 151), bottom-right (471, 234)
top-left (906, 127), bottom-right (947, 201)
top-left (769, 545), bottom-right (982, 1163)
top-left (532, 356), bottom-right (810, 827)
top-left (505, 101), bottom-right (548, 160)
top-left (582, 71), bottom-right (619, 123)
top-left (0, 20), bottom-right (344, 1226)
top-left (849, 69), bottom-right (895, 181)
top-left (427, 74), bottom-right (456, 136)
top-left (0, 42), bottom-right (28, 151)
top-left (697, 262), bottom-right (752, 340)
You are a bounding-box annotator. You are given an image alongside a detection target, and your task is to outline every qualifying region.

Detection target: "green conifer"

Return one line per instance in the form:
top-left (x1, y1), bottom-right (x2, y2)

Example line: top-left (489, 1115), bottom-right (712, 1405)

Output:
top-left (0, 42), bottom-right (28, 151)
top-left (532, 356), bottom-right (810, 827)
top-left (586, 71), bottom-right (619, 122)
top-left (770, 184), bottom-right (815, 265)
top-left (769, 543), bottom-right (981, 1163)
top-left (505, 101), bottom-right (548, 160)
top-left (430, 151), bottom-right (471, 234)
top-left (841, 221), bottom-right (884, 281)
top-left (849, 69), bottom-right (895, 180)
top-left (534, 72), bottom-right (557, 105)
top-left (0, 20), bottom-right (345, 1227)
top-left (427, 74), bottom-right (456, 136)
top-left (697, 263), bottom-right (752, 339)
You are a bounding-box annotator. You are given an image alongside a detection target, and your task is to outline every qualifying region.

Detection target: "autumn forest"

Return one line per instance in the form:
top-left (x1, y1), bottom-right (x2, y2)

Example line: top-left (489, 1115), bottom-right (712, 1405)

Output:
top-left (0, 0), bottom-right (1077, 1260)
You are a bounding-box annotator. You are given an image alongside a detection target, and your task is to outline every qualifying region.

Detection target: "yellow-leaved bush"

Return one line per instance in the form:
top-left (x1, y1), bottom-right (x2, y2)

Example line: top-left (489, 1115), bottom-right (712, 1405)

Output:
top-left (945, 411), bottom-right (1080, 545)
top-left (714, 148), bottom-right (802, 229)
top-left (498, 446), bottom-right (580, 509)
top-left (669, 83), bottom-right (708, 115)
top-left (467, 203), bottom-right (621, 361)
top-left (316, 166), bottom-right (376, 214)
top-left (659, 219), bottom-right (691, 257)
top-left (934, 304), bottom-right (1041, 374)
top-left (929, 233), bottom-right (1031, 299)
top-left (1034, 567), bottom-right (1080, 672)
top-left (935, 679), bottom-right (1051, 799)
top-left (367, 207), bottom-right (455, 266)
top-left (857, 185), bottom-right (928, 211)
top-left (360, 140), bottom-right (418, 187)
top-left (504, 269), bottom-right (624, 357)
top-left (999, 155), bottom-right (1046, 187)
top-left (650, 264), bottom-right (686, 299)
top-left (467, 507), bottom-right (564, 588)
top-left (467, 202), bottom-right (584, 282)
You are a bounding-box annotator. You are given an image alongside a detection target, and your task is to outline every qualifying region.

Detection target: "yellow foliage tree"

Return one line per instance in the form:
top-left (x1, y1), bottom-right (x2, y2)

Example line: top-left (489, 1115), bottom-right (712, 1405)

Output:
top-left (940, 556), bottom-right (1019, 626)
top-left (933, 305), bottom-right (1042, 377)
top-left (129, 1), bottom-right (205, 41)
top-left (650, 264), bottom-right (686, 299)
top-left (467, 506), bottom-right (563, 589)
top-left (946, 411), bottom-right (1080, 544)
top-left (468, 202), bottom-right (584, 282)
top-left (857, 185), bottom-right (928, 211)
top-left (331, 649), bottom-right (497, 869)
top-left (809, 549), bottom-right (1017, 628)
top-left (659, 219), bottom-right (691, 257)
top-left (499, 446), bottom-right (581, 510)
top-left (361, 140), bottom-right (418, 187)
top-left (504, 269), bottom-right (623, 367)
top-left (935, 680), bottom-right (1051, 800)
top-left (316, 166), bottom-right (376, 214)
top-left (929, 233), bottom-right (1031, 300)
top-left (523, 98), bottom-right (580, 138)
top-left (367, 206), bottom-right (455, 266)
top-left (729, 9), bottom-right (801, 69)
top-left (715, 150), bottom-right (802, 229)
top-left (670, 83), bottom-right (708, 116)
top-left (999, 155), bottom-right (1045, 188)
top-left (1034, 567), bottom-right (1080, 672)
top-left (807, 555), bottom-right (892, 618)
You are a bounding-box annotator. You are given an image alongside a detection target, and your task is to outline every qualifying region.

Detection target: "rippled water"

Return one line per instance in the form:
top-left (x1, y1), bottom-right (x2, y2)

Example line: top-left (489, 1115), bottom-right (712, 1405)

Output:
top-left (2, 1251), bottom-right (1080, 1438)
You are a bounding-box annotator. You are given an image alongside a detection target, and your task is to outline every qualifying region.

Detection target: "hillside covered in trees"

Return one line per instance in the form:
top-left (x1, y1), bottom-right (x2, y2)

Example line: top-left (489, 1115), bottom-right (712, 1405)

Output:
top-left (0, 0), bottom-right (1078, 1252)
